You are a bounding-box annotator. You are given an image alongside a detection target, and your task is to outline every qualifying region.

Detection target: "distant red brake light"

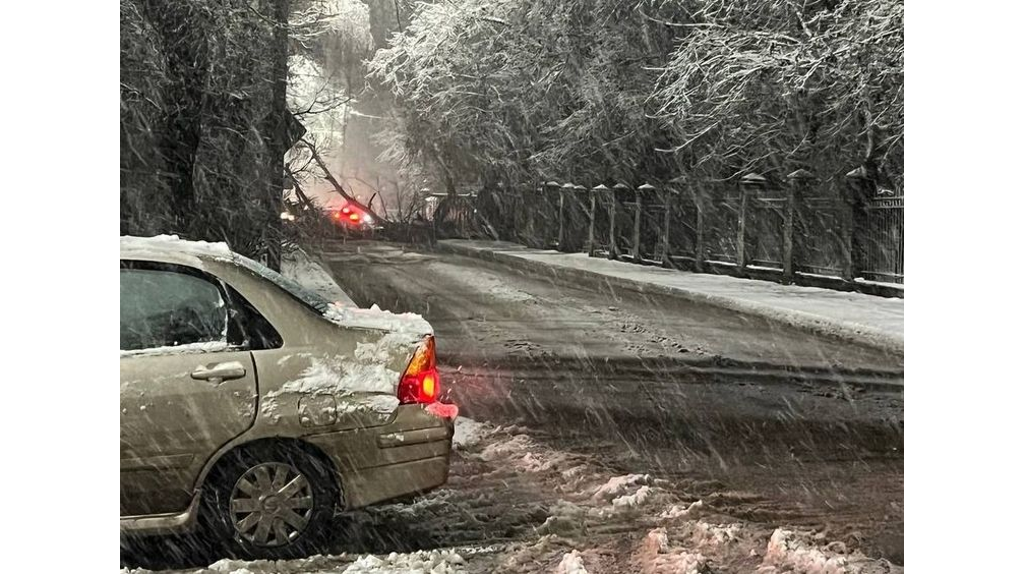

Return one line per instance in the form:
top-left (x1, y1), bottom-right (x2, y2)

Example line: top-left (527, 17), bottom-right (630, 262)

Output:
top-left (398, 336), bottom-right (440, 404)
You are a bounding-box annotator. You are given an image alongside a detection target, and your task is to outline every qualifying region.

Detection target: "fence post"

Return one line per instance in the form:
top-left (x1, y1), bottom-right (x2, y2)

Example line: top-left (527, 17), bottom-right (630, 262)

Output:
top-left (694, 185), bottom-right (705, 273)
top-left (632, 184), bottom-right (646, 261)
top-left (539, 181), bottom-right (556, 249)
top-left (843, 167), bottom-right (874, 282)
top-left (589, 184), bottom-right (606, 257)
top-left (785, 169), bottom-right (814, 283)
top-left (558, 182), bottom-right (574, 251)
top-left (737, 173), bottom-right (766, 272)
top-left (661, 186), bottom-right (674, 267)
top-left (573, 184), bottom-right (587, 252)
top-left (522, 184), bottom-right (535, 245)
top-left (611, 183), bottom-right (629, 260)
top-left (493, 182), bottom-right (507, 240)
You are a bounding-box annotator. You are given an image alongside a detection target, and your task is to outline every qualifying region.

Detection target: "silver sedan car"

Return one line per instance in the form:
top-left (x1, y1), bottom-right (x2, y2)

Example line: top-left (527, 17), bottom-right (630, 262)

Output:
top-left (120, 235), bottom-right (457, 559)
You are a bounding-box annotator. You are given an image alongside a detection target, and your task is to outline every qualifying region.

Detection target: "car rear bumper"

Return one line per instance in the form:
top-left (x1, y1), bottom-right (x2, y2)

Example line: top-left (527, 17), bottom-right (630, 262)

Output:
top-left (304, 404), bottom-right (455, 509)
top-left (340, 454), bottom-right (450, 508)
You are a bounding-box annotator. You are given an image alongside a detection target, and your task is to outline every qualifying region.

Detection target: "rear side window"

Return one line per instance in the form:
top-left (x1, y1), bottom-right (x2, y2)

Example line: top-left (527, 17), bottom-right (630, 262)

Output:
top-left (120, 268), bottom-right (228, 351)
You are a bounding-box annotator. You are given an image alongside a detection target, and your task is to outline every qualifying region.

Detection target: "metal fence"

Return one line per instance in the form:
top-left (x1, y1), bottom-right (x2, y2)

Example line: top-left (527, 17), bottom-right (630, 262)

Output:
top-left (460, 168), bottom-right (904, 295)
top-left (432, 194), bottom-right (486, 239)
top-left (859, 194), bottom-right (904, 283)
top-left (665, 189), bottom-right (699, 268)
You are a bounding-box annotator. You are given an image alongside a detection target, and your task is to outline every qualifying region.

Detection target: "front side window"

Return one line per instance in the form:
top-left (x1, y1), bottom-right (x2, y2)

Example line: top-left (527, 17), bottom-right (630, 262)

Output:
top-left (120, 267), bottom-right (228, 351)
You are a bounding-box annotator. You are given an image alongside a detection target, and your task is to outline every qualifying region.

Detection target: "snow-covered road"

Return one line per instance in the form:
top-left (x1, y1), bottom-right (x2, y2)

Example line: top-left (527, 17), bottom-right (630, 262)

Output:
top-left (322, 242), bottom-right (903, 562)
top-left (122, 240), bottom-right (903, 573)
top-left (123, 417), bottom-right (900, 573)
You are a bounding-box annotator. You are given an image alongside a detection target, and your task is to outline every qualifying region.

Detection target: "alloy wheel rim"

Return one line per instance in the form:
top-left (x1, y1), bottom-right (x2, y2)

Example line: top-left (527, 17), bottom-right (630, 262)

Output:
top-left (229, 462), bottom-right (314, 547)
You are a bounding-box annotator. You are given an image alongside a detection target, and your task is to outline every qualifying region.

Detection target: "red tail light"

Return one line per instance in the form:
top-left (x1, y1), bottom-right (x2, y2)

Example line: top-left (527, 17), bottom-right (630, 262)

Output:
top-left (398, 336), bottom-right (441, 404)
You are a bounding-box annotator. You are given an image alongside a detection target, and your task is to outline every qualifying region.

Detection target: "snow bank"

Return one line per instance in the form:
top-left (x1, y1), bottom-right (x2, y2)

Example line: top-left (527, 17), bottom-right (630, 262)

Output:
top-left (555, 550), bottom-right (590, 574)
top-left (612, 485), bottom-right (652, 508)
top-left (592, 474), bottom-right (651, 501)
top-left (156, 549), bottom-right (466, 574)
top-left (477, 432), bottom-right (574, 474)
top-left (477, 432), bottom-right (532, 461)
top-left (341, 549), bottom-right (466, 574)
top-left (692, 521), bottom-right (742, 547)
top-left (635, 528), bottom-right (709, 574)
top-left (502, 535), bottom-right (567, 571)
top-left (200, 555), bottom-right (340, 573)
top-left (758, 529), bottom-right (850, 574)
top-left (660, 499), bottom-right (704, 520)
top-left (457, 420), bottom-right (586, 479)
top-left (325, 303), bottom-right (432, 336)
top-left (536, 500), bottom-right (590, 536)
top-left (452, 417), bottom-right (488, 450)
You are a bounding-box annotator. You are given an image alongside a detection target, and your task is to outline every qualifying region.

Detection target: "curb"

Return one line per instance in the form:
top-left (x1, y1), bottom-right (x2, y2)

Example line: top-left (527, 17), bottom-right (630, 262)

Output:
top-left (435, 241), bottom-right (904, 355)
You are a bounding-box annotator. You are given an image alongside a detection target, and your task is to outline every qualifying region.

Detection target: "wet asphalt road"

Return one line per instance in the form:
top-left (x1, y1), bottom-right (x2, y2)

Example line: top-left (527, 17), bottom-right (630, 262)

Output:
top-left (320, 241), bottom-right (905, 564)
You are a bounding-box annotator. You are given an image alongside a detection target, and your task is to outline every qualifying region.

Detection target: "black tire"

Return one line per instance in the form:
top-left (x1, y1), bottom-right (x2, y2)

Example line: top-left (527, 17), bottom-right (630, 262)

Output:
top-left (199, 442), bottom-right (339, 560)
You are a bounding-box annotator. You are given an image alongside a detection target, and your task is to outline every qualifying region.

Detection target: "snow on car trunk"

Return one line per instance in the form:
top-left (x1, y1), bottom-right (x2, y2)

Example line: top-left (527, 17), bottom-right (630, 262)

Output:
top-left (260, 305), bottom-right (435, 422)
top-left (323, 303), bottom-right (433, 337)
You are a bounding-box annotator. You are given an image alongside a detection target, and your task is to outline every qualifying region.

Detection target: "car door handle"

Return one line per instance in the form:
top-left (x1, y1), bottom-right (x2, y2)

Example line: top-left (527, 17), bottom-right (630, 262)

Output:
top-left (191, 361), bottom-right (246, 383)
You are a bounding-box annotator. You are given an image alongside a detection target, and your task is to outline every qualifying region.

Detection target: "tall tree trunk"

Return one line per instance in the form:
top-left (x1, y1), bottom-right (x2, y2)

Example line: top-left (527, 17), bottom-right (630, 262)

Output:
top-left (139, 0), bottom-right (208, 235)
top-left (366, 0), bottom-right (403, 50)
top-left (263, 0), bottom-right (290, 271)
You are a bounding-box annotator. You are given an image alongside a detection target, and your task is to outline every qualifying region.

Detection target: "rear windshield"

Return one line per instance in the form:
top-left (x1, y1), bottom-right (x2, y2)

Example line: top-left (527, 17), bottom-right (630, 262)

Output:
top-left (232, 254), bottom-right (333, 315)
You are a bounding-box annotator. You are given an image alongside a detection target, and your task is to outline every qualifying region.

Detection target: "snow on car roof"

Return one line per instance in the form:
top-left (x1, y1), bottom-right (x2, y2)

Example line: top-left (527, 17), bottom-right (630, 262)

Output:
top-left (120, 234), bottom-right (234, 260)
top-left (121, 235), bottom-right (434, 337)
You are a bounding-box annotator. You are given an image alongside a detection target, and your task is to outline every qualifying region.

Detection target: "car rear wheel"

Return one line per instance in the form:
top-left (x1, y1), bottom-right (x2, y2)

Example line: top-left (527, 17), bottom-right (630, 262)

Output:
top-left (201, 444), bottom-right (338, 560)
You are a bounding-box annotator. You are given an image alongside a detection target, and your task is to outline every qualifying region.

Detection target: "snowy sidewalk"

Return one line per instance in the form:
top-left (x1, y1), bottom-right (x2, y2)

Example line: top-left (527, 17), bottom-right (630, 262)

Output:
top-left (437, 239), bottom-right (904, 353)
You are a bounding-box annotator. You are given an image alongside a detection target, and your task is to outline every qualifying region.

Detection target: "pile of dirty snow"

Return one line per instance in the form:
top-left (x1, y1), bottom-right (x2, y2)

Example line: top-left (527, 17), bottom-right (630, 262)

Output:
top-left (555, 550), bottom-right (590, 574)
top-left (340, 549), bottom-right (466, 574)
top-left (123, 548), bottom-right (468, 574)
top-left (612, 485), bottom-right (652, 508)
top-left (635, 528), bottom-right (709, 574)
top-left (592, 474), bottom-right (651, 501)
top-left (760, 528), bottom-right (853, 574)
top-left (452, 417), bottom-right (488, 450)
